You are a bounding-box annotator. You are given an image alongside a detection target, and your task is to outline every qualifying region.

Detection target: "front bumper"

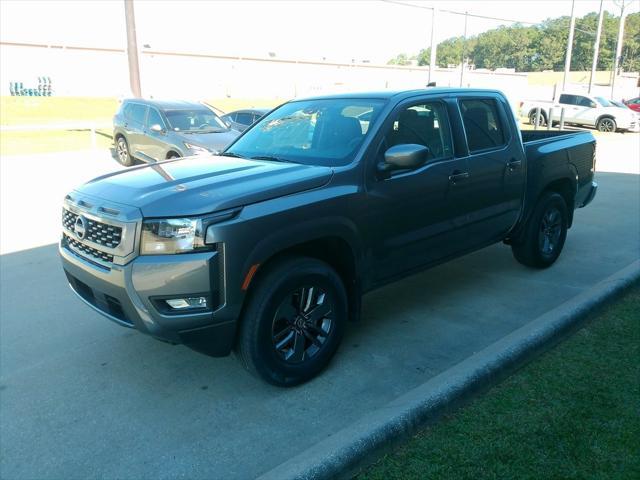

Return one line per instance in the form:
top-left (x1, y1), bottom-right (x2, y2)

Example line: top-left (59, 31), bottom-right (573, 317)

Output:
top-left (60, 243), bottom-right (237, 356)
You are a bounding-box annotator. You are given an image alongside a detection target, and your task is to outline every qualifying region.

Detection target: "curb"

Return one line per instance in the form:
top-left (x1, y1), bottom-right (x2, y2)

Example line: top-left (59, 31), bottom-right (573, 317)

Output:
top-left (258, 260), bottom-right (640, 480)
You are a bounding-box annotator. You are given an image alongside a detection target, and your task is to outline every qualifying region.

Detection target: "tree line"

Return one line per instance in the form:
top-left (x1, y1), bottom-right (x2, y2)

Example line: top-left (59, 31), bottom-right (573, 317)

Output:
top-left (388, 11), bottom-right (640, 73)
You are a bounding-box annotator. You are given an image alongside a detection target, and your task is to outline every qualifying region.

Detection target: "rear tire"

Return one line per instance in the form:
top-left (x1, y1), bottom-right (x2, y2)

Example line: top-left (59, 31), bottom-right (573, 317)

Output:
top-left (529, 110), bottom-right (546, 127)
top-left (115, 136), bottom-right (134, 166)
top-left (236, 256), bottom-right (348, 387)
top-left (511, 192), bottom-right (568, 269)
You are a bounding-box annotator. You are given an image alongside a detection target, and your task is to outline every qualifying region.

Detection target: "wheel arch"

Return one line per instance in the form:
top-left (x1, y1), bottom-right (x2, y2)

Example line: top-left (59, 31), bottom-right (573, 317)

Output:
top-left (595, 114), bottom-right (616, 130)
top-left (242, 226), bottom-right (363, 324)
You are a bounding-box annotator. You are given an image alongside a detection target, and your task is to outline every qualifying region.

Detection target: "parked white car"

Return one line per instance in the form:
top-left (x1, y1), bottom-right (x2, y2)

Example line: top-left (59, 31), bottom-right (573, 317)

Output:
top-left (520, 92), bottom-right (638, 133)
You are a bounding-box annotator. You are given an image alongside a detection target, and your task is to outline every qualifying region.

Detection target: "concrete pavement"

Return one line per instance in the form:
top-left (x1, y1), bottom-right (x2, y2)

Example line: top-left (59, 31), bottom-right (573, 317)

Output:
top-left (1, 136), bottom-right (639, 479)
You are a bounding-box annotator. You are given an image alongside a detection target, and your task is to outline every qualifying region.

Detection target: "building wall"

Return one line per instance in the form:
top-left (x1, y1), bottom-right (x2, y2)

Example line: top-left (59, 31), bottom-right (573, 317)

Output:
top-left (2, 42), bottom-right (638, 105)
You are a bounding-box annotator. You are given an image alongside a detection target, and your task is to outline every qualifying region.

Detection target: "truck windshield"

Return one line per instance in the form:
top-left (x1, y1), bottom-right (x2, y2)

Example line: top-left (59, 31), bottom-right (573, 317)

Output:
top-left (224, 98), bottom-right (386, 166)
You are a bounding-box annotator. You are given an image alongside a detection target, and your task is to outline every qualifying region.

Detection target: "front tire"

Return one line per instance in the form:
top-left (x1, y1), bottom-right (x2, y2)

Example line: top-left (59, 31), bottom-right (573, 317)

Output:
top-left (236, 256), bottom-right (348, 387)
top-left (596, 117), bottom-right (616, 133)
top-left (512, 192), bottom-right (568, 268)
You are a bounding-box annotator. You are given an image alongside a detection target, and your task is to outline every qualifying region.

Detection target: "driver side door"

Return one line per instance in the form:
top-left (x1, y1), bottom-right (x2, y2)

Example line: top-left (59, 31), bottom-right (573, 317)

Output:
top-left (364, 99), bottom-right (471, 282)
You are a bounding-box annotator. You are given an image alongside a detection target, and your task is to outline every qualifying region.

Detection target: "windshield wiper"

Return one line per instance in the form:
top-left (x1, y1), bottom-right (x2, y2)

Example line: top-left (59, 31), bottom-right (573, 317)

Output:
top-left (250, 155), bottom-right (297, 164)
top-left (220, 152), bottom-right (245, 158)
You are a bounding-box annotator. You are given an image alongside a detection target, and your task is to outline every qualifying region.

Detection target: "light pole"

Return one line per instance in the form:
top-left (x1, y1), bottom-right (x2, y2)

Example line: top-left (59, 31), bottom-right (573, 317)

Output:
top-left (459, 11), bottom-right (468, 87)
top-left (588, 0), bottom-right (604, 93)
top-left (562, 0), bottom-right (576, 92)
top-left (124, 0), bottom-right (142, 98)
top-left (611, 0), bottom-right (628, 99)
top-left (428, 7), bottom-right (438, 85)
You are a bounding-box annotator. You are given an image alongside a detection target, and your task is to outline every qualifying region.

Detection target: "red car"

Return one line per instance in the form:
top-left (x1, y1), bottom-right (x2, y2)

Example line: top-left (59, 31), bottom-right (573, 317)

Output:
top-left (624, 97), bottom-right (640, 113)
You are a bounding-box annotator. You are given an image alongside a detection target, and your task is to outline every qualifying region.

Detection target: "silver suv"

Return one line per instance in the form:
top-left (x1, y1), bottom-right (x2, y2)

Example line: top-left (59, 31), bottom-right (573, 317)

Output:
top-left (113, 99), bottom-right (240, 166)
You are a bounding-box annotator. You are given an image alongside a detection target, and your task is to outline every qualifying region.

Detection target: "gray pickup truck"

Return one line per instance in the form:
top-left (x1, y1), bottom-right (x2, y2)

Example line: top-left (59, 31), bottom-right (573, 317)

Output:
top-left (60, 88), bottom-right (597, 386)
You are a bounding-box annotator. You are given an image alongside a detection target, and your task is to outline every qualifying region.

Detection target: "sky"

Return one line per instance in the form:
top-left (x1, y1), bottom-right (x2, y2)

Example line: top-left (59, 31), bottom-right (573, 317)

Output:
top-left (1, 0), bottom-right (639, 64)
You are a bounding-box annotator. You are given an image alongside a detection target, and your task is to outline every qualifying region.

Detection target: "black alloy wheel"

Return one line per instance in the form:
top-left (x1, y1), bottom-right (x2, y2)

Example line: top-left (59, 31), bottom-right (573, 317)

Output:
top-left (236, 255), bottom-right (347, 387)
top-left (538, 206), bottom-right (563, 258)
top-left (511, 191), bottom-right (568, 268)
top-left (271, 286), bottom-right (334, 364)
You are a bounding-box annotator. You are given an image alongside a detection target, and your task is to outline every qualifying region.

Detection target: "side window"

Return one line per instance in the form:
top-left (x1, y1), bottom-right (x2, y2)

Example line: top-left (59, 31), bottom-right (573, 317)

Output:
top-left (147, 108), bottom-right (164, 128)
top-left (460, 99), bottom-right (506, 152)
top-left (236, 112), bottom-right (254, 125)
top-left (575, 96), bottom-right (591, 107)
top-left (559, 94), bottom-right (575, 105)
top-left (384, 102), bottom-right (453, 159)
top-left (123, 103), bottom-right (135, 120)
top-left (129, 104), bottom-right (148, 125)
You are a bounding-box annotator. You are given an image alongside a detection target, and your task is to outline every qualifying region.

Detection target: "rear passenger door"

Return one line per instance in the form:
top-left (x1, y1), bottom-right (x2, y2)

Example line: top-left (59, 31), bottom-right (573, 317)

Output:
top-left (457, 96), bottom-right (525, 246)
top-left (123, 102), bottom-right (148, 156)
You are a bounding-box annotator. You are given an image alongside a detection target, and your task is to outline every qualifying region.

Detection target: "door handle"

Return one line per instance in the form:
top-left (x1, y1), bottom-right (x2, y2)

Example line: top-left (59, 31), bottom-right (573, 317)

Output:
top-left (448, 171), bottom-right (470, 184)
top-left (507, 159), bottom-right (522, 171)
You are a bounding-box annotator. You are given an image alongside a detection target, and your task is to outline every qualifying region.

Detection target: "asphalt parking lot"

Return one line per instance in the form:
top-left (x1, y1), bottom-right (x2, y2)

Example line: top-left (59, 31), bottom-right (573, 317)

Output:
top-left (1, 134), bottom-right (639, 479)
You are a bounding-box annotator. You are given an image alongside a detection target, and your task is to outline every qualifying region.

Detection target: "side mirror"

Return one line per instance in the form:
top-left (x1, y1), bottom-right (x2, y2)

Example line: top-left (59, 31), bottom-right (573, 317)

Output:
top-left (589, 102), bottom-right (597, 108)
top-left (378, 144), bottom-right (430, 175)
top-left (150, 124), bottom-right (164, 133)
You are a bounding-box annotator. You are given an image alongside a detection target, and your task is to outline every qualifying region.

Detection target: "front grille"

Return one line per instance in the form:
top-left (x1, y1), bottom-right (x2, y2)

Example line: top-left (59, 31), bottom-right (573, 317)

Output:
top-left (63, 234), bottom-right (114, 263)
top-left (62, 209), bottom-right (122, 249)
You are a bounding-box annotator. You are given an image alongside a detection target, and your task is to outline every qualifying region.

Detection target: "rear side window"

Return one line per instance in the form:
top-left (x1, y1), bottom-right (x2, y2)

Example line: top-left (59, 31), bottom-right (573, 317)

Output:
top-left (124, 103), bottom-right (148, 124)
top-left (559, 94), bottom-right (576, 105)
top-left (460, 99), bottom-right (506, 152)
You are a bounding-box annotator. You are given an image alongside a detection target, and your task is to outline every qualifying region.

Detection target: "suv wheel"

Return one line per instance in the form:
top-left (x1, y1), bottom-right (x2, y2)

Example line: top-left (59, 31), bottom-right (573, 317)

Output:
top-left (236, 256), bottom-right (347, 387)
top-left (596, 117), bottom-right (616, 133)
top-left (115, 136), bottom-right (134, 166)
top-left (511, 192), bottom-right (568, 268)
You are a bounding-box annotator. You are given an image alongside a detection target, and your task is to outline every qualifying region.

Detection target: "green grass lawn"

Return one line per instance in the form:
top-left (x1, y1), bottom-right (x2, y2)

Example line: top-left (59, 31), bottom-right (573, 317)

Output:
top-left (359, 285), bottom-right (640, 480)
top-left (0, 129), bottom-right (113, 156)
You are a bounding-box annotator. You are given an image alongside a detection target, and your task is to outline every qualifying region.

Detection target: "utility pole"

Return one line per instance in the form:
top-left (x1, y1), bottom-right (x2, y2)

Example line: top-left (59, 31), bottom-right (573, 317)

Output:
top-left (562, 0), bottom-right (576, 92)
top-left (588, 0), bottom-right (604, 93)
top-left (459, 11), bottom-right (468, 87)
top-left (611, 0), bottom-right (627, 99)
top-left (124, 0), bottom-right (142, 98)
top-left (428, 7), bottom-right (438, 85)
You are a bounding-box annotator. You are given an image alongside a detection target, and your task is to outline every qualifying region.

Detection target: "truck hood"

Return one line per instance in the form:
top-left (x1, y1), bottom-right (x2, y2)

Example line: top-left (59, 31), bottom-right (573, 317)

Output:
top-left (175, 130), bottom-right (240, 152)
top-left (76, 155), bottom-right (333, 217)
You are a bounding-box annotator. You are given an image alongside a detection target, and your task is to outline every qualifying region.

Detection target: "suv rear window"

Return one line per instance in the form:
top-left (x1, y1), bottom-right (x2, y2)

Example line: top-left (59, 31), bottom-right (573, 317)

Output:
top-left (460, 99), bottom-right (506, 152)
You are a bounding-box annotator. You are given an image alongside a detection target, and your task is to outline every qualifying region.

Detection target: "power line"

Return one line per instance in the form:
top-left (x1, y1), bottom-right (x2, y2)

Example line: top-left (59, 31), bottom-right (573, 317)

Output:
top-left (381, 0), bottom-right (538, 26)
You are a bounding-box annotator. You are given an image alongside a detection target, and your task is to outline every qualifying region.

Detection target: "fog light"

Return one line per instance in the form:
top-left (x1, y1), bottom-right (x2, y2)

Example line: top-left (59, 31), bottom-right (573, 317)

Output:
top-left (165, 297), bottom-right (208, 310)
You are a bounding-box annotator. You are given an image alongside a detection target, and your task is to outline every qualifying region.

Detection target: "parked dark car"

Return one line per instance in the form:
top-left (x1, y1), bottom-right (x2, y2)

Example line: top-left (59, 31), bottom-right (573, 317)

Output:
top-left (221, 108), bottom-right (270, 132)
top-left (112, 99), bottom-right (240, 166)
top-left (62, 88), bottom-right (597, 386)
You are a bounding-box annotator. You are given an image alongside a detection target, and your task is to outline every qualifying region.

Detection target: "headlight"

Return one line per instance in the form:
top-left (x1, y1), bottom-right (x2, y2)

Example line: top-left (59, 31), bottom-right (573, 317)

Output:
top-left (141, 218), bottom-right (208, 255)
top-left (184, 143), bottom-right (211, 155)
top-left (140, 209), bottom-right (240, 255)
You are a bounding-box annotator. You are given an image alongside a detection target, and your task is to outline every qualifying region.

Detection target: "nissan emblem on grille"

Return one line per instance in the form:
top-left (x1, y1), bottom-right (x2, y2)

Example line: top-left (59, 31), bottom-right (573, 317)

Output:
top-left (74, 216), bottom-right (87, 240)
